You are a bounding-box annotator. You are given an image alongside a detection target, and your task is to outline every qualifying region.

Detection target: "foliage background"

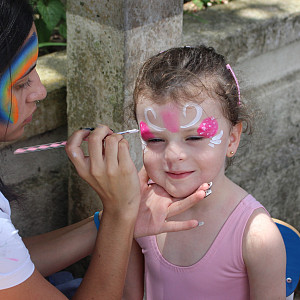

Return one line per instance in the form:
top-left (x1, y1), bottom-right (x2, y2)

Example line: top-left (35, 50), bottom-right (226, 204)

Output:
top-left (29, 0), bottom-right (66, 50)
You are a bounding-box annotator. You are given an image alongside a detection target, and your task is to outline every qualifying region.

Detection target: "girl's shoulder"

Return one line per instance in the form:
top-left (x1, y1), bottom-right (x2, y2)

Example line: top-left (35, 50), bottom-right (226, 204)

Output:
top-left (242, 206), bottom-right (285, 264)
top-left (241, 206), bottom-right (286, 297)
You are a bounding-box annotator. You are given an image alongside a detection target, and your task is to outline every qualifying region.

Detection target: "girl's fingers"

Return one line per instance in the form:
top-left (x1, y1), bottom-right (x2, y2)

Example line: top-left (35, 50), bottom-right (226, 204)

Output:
top-left (161, 220), bottom-right (200, 233)
top-left (167, 188), bottom-right (207, 219)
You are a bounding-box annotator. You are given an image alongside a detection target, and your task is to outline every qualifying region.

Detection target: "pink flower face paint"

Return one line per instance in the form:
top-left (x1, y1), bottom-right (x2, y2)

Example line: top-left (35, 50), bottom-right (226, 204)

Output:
top-left (140, 121), bottom-right (155, 140)
top-left (197, 117), bottom-right (218, 138)
top-left (0, 32), bottom-right (38, 124)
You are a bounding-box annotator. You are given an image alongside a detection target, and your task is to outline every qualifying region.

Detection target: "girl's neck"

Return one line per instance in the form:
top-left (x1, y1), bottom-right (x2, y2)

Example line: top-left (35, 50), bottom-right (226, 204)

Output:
top-left (172, 175), bottom-right (247, 218)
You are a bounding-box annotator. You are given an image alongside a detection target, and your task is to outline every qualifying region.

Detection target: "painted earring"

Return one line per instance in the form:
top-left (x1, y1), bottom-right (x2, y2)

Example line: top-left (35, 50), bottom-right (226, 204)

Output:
top-left (230, 151), bottom-right (234, 155)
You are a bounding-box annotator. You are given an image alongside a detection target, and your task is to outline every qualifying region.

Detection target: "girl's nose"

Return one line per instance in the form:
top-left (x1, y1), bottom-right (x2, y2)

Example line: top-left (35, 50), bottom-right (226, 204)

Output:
top-left (164, 142), bottom-right (187, 162)
top-left (27, 69), bottom-right (47, 102)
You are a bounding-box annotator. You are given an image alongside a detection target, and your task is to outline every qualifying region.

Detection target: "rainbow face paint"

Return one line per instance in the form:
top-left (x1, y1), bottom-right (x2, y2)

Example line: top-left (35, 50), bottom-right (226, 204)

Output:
top-left (0, 32), bottom-right (38, 124)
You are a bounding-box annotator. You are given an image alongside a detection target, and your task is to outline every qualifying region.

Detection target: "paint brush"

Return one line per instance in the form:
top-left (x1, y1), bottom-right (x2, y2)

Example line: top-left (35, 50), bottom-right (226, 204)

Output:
top-left (14, 128), bottom-right (139, 155)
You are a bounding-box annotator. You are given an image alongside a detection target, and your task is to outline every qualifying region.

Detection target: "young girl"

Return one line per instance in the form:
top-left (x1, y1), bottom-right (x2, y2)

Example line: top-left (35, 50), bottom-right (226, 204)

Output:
top-left (124, 45), bottom-right (286, 299)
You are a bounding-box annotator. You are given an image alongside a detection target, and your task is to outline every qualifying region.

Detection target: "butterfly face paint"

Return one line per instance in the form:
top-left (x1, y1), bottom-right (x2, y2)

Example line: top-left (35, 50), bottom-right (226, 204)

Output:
top-left (0, 32), bottom-right (38, 124)
top-left (139, 102), bottom-right (223, 149)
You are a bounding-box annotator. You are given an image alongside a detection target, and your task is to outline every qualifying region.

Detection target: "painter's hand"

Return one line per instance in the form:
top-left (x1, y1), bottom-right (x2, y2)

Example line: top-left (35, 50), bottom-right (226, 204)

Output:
top-left (66, 126), bottom-right (140, 216)
top-left (134, 167), bottom-right (209, 238)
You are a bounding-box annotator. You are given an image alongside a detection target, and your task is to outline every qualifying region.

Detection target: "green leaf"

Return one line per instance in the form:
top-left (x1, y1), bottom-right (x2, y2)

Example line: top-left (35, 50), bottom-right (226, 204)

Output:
top-left (59, 23), bottom-right (67, 39)
top-left (37, 0), bottom-right (65, 32)
top-left (35, 18), bottom-right (52, 43)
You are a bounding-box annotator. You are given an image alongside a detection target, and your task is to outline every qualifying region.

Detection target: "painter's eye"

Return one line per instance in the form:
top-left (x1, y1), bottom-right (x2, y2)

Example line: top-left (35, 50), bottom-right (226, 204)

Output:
top-left (186, 136), bottom-right (204, 141)
top-left (16, 78), bottom-right (32, 89)
top-left (147, 138), bottom-right (164, 143)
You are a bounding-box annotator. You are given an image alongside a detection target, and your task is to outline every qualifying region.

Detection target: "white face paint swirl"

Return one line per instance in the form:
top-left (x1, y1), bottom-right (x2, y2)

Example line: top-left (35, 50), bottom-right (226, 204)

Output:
top-left (180, 103), bottom-right (203, 129)
top-left (208, 130), bottom-right (224, 148)
top-left (144, 107), bottom-right (166, 132)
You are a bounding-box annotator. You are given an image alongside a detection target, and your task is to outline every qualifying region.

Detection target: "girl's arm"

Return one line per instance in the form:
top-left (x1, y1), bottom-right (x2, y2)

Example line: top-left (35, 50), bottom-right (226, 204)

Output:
top-left (122, 239), bottom-right (145, 300)
top-left (243, 208), bottom-right (286, 300)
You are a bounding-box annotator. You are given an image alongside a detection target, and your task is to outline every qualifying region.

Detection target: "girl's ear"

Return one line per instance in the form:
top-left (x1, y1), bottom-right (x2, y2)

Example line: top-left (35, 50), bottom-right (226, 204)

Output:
top-left (227, 122), bottom-right (243, 157)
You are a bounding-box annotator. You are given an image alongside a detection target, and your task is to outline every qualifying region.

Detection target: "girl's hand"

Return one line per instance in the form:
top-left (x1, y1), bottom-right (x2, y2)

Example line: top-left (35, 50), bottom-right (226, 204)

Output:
top-left (134, 167), bottom-right (209, 238)
top-left (65, 126), bottom-right (140, 217)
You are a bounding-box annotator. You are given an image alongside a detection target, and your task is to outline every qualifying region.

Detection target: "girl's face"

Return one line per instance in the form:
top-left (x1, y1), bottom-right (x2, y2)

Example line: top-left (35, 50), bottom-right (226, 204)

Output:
top-left (0, 24), bottom-right (47, 142)
top-left (136, 96), bottom-right (240, 199)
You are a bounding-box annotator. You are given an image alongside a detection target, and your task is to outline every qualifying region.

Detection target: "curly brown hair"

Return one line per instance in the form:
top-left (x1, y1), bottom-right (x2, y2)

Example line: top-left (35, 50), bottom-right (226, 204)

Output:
top-left (133, 45), bottom-right (253, 135)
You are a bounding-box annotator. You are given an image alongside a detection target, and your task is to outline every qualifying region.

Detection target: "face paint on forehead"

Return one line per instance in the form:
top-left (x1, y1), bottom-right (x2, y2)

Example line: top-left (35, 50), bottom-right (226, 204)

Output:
top-left (180, 103), bottom-right (203, 129)
top-left (161, 104), bottom-right (180, 133)
top-left (144, 107), bottom-right (165, 132)
top-left (144, 102), bottom-right (203, 134)
top-left (0, 32), bottom-right (38, 124)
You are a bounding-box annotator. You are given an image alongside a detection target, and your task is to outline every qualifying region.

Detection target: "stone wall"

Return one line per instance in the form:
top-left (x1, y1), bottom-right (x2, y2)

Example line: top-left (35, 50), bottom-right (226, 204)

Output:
top-left (183, 0), bottom-right (300, 230)
top-left (0, 0), bottom-right (299, 237)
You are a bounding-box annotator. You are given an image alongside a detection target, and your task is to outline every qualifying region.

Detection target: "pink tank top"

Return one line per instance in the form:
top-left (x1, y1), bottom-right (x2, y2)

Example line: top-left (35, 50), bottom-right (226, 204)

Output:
top-left (136, 195), bottom-right (267, 300)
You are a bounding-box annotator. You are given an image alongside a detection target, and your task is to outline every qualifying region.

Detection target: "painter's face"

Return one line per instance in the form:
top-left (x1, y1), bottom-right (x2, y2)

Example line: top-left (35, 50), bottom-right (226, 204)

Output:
top-left (0, 24), bottom-right (47, 142)
top-left (136, 97), bottom-right (233, 198)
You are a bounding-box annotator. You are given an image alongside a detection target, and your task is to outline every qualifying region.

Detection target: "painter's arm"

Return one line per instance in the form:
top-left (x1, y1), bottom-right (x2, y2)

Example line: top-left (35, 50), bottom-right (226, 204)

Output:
top-left (23, 216), bottom-right (97, 277)
top-left (122, 239), bottom-right (145, 300)
top-left (243, 208), bottom-right (286, 300)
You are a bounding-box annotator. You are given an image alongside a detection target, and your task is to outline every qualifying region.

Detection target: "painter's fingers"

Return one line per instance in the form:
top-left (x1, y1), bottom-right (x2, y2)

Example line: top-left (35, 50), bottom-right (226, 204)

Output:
top-left (160, 220), bottom-right (200, 233)
top-left (138, 166), bottom-right (150, 187)
top-left (118, 138), bottom-right (136, 171)
top-left (167, 183), bottom-right (209, 219)
top-left (87, 125), bottom-right (113, 169)
top-left (65, 129), bottom-right (91, 175)
top-left (104, 133), bottom-right (125, 170)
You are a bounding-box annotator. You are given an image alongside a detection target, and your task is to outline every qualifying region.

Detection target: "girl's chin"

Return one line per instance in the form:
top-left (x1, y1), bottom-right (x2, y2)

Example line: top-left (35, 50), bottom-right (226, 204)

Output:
top-left (168, 190), bottom-right (195, 200)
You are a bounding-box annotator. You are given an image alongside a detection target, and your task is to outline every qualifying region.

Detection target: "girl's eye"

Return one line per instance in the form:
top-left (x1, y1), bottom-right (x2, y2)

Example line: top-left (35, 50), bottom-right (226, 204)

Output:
top-left (15, 78), bottom-right (32, 89)
top-left (186, 136), bottom-right (204, 141)
top-left (147, 138), bottom-right (164, 143)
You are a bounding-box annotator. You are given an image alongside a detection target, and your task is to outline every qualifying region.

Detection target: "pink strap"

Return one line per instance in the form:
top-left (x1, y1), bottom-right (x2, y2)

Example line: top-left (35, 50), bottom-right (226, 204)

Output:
top-left (226, 64), bottom-right (241, 105)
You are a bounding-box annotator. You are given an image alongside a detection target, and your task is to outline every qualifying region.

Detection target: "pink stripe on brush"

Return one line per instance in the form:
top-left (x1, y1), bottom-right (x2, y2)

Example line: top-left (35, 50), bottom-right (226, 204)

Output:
top-left (14, 129), bottom-right (139, 155)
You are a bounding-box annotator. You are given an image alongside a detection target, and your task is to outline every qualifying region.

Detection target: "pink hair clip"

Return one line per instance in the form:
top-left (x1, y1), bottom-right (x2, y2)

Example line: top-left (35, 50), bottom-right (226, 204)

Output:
top-left (226, 64), bottom-right (241, 105)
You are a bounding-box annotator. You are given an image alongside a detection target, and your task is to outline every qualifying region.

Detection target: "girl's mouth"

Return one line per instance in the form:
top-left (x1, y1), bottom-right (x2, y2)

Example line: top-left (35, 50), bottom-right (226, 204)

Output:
top-left (166, 171), bottom-right (194, 179)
